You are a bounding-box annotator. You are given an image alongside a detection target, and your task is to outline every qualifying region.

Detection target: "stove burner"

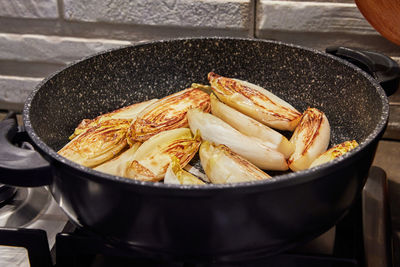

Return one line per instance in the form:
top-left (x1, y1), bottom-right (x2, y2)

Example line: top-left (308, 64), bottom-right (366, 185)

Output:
top-left (0, 184), bottom-right (17, 205)
top-left (0, 187), bottom-right (51, 228)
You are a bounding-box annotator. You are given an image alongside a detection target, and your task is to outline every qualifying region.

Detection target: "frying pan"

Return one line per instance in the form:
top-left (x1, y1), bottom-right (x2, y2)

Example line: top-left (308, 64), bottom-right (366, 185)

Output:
top-left (0, 38), bottom-right (390, 262)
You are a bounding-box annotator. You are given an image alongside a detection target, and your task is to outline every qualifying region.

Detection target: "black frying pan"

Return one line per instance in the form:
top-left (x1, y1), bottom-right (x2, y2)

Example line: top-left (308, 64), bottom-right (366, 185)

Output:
top-left (0, 38), bottom-right (390, 262)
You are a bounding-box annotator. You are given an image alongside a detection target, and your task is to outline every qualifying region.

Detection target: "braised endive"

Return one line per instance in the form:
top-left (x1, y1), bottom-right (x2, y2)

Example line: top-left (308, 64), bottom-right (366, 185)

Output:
top-left (127, 88), bottom-right (210, 144)
top-left (60, 72), bottom-right (344, 184)
top-left (69, 99), bottom-right (157, 140)
top-left (288, 108), bottom-right (330, 171)
top-left (208, 72), bottom-right (302, 131)
top-left (58, 119), bottom-right (130, 167)
top-left (187, 109), bottom-right (288, 171)
top-left (310, 140), bottom-right (358, 168)
top-left (94, 142), bottom-right (141, 176)
top-left (164, 157), bottom-right (205, 185)
top-left (210, 93), bottom-right (294, 158)
top-left (200, 141), bottom-right (271, 184)
top-left (124, 128), bottom-right (201, 182)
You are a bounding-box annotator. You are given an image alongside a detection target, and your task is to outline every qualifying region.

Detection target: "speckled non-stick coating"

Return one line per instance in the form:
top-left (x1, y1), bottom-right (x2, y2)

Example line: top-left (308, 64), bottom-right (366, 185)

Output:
top-left (26, 38), bottom-right (387, 153)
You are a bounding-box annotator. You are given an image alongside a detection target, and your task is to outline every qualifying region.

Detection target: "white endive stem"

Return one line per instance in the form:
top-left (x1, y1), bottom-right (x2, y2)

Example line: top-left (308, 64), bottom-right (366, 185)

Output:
top-left (210, 93), bottom-right (294, 158)
top-left (199, 141), bottom-right (271, 184)
top-left (187, 109), bottom-right (288, 171)
top-left (94, 142), bottom-right (141, 176)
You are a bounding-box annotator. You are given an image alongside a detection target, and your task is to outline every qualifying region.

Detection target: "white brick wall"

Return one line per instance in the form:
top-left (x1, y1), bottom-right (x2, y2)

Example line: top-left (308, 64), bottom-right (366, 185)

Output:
top-left (0, 75), bottom-right (42, 109)
top-left (0, 0), bottom-right (58, 19)
top-left (0, 33), bottom-right (130, 64)
top-left (0, 0), bottom-right (399, 109)
top-left (257, 1), bottom-right (374, 33)
top-left (256, 0), bottom-right (400, 53)
top-left (64, 0), bottom-right (252, 29)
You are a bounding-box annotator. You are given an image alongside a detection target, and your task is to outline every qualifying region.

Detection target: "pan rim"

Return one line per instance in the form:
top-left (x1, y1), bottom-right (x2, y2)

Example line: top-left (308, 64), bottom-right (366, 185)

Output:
top-left (22, 36), bottom-right (389, 191)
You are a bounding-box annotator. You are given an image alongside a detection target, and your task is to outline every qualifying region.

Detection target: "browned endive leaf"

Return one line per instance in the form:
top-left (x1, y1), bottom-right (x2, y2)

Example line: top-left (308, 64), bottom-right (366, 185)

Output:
top-left (208, 72), bottom-right (302, 131)
top-left (288, 108), bottom-right (330, 171)
top-left (127, 88), bottom-right (210, 144)
top-left (124, 128), bottom-right (201, 182)
top-left (310, 140), bottom-right (358, 168)
top-left (69, 99), bottom-right (157, 140)
top-left (58, 119), bottom-right (130, 167)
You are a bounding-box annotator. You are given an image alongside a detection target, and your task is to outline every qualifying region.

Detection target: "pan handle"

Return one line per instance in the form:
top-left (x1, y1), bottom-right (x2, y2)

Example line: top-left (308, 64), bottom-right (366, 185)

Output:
top-left (326, 46), bottom-right (400, 96)
top-left (0, 113), bottom-right (52, 187)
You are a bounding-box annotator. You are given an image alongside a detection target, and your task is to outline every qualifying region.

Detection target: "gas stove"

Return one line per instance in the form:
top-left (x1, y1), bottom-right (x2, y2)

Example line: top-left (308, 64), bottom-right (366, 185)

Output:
top-left (0, 186), bottom-right (67, 267)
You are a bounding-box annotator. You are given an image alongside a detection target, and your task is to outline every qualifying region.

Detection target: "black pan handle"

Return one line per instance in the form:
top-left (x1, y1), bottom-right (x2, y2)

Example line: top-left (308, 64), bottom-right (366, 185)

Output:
top-left (0, 114), bottom-right (52, 187)
top-left (326, 46), bottom-right (400, 96)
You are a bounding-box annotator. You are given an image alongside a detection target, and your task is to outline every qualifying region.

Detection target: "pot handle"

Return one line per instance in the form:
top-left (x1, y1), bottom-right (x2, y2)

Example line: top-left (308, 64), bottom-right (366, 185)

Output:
top-left (0, 113), bottom-right (52, 186)
top-left (326, 46), bottom-right (400, 96)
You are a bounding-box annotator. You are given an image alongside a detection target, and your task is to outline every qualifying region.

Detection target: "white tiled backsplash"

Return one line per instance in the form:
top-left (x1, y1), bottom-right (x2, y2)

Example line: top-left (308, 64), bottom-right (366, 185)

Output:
top-left (0, 0), bottom-right (399, 109)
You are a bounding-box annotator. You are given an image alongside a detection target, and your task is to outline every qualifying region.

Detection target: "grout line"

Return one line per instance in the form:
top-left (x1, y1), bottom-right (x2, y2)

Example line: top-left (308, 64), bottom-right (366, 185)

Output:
top-left (57, 0), bottom-right (65, 20)
top-left (252, 0), bottom-right (257, 38)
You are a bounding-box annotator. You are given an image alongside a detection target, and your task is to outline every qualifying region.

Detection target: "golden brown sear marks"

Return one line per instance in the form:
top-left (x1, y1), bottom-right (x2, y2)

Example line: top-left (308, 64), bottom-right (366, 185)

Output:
top-left (330, 140), bottom-right (358, 158)
top-left (211, 73), bottom-right (300, 121)
top-left (128, 88), bottom-right (210, 143)
top-left (288, 107), bottom-right (330, 171)
top-left (310, 140), bottom-right (358, 168)
top-left (69, 99), bottom-right (156, 140)
top-left (125, 128), bottom-right (201, 182)
top-left (58, 119), bottom-right (130, 167)
top-left (297, 108), bottom-right (323, 157)
top-left (208, 72), bottom-right (302, 131)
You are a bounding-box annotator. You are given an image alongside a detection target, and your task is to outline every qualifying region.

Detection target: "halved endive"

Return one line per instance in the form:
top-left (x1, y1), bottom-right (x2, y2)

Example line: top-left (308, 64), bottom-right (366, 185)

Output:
top-left (288, 108), bottom-right (330, 171)
top-left (200, 141), bottom-right (271, 184)
top-left (94, 142), bottom-right (141, 176)
top-left (187, 109), bottom-right (288, 171)
top-left (58, 119), bottom-right (130, 167)
top-left (208, 72), bottom-right (302, 131)
top-left (69, 99), bottom-right (157, 140)
top-left (124, 128), bottom-right (201, 182)
top-left (127, 88), bottom-right (210, 144)
top-left (164, 157), bottom-right (205, 185)
top-left (310, 140), bottom-right (359, 168)
top-left (210, 93), bottom-right (294, 158)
